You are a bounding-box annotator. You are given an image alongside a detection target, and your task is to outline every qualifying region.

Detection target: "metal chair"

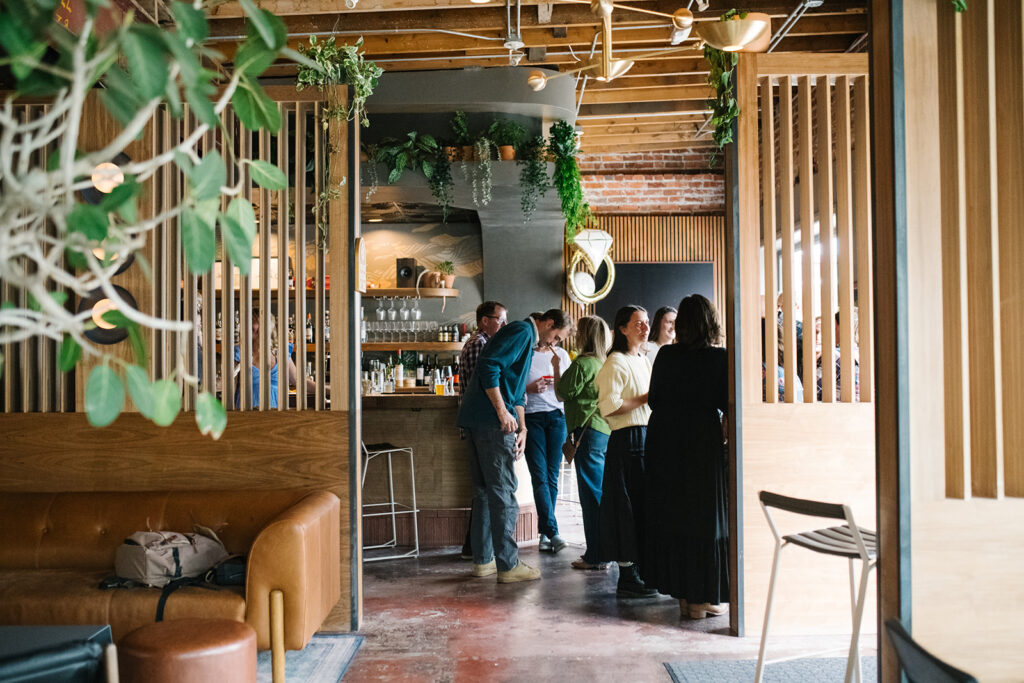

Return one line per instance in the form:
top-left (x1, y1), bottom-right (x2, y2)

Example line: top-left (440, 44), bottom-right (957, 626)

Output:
top-left (361, 441), bottom-right (419, 562)
top-left (884, 619), bottom-right (977, 683)
top-left (755, 491), bottom-right (877, 683)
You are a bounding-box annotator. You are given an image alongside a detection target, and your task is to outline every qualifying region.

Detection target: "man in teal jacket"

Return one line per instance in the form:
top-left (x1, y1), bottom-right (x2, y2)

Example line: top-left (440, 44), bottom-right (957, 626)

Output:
top-left (458, 308), bottom-right (573, 583)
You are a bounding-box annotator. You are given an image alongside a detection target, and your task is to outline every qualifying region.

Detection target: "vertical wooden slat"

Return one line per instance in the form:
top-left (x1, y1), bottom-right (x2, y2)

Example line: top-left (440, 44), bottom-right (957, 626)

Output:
top-left (817, 78), bottom-right (837, 403)
top-left (314, 103), bottom-right (326, 410)
top-left (276, 104), bottom-right (289, 411)
top-left (295, 104), bottom-right (308, 411)
top-left (853, 78), bottom-right (874, 406)
top-left (737, 53), bottom-right (762, 409)
top-left (938, 8), bottom-right (969, 498)
top-left (219, 108), bottom-right (235, 412)
top-left (835, 77), bottom-right (856, 404)
top-left (997, 0), bottom-right (1024, 496)
top-left (181, 107), bottom-right (198, 412)
top-left (962, 0), bottom-right (1001, 497)
top-left (201, 127), bottom-right (216, 397)
top-left (239, 127), bottom-right (253, 411)
top-left (778, 76), bottom-right (798, 402)
top-left (761, 78), bottom-right (778, 402)
top-left (797, 76), bottom-right (816, 400)
top-left (329, 85), bottom-right (350, 412)
top-left (258, 128), bottom-right (272, 411)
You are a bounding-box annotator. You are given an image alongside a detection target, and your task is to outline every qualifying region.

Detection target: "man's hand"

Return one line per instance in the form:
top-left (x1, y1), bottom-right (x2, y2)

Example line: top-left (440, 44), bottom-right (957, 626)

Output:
top-left (514, 427), bottom-right (527, 459)
top-left (498, 408), bottom-right (519, 434)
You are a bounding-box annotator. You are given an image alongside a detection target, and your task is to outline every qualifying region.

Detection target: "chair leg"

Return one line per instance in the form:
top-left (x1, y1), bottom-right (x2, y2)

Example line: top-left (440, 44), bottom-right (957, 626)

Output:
top-left (386, 452), bottom-right (398, 547)
top-left (844, 560), bottom-right (873, 683)
top-left (270, 589), bottom-right (285, 683)
top-left (847, 558), bottom-right (861, 683)
top-left (407, 449), bottom-right (419, 557)
top-left (755, 543), bottom-right (784, 683)
top-left (104, 644), bottom-right (119, 683)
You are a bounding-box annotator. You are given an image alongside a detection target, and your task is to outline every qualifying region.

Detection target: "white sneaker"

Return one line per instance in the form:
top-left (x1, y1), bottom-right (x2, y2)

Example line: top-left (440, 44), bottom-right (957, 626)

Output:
top-left (472, 560), bottom-right (496, 577)
top-left (497, 561), bottom-right (541, 583)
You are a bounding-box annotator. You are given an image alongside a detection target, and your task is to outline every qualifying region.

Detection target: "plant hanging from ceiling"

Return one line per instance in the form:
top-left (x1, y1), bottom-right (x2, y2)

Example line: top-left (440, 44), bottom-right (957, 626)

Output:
top-left (296, 36), bottom-right (383, 128)
top-left (703, 10), bottom-right (744, 166)
top-left (548, 120), bottom-right (593, 243)
top-left (0, 0), bottom-right (307, 436)
top-left (517, 135), bottom-right (550, 223)
top-left (470, 136), bottom-right (493, 207)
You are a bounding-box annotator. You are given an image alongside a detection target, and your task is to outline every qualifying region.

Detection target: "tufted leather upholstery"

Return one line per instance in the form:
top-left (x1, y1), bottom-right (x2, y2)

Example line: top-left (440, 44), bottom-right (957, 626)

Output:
top-left (0, 490), bottom-right (341, 650)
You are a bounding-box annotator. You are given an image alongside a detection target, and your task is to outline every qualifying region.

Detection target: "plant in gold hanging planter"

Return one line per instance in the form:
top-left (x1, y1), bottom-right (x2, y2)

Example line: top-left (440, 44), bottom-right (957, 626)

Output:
top-left (549, 120), bottom-right (594, 244)
top-left (703, 12), bottom-right (743, 166)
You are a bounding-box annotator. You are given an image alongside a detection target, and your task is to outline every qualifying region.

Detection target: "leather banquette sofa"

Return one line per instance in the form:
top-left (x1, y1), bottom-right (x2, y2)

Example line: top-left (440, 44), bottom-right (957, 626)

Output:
top-left (0, 489), bottom-right (341, 650)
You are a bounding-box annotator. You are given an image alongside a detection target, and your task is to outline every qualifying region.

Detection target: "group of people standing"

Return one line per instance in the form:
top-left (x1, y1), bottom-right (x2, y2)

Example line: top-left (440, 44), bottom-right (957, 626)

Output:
top-left (456, 295), bottom-right (730, 620)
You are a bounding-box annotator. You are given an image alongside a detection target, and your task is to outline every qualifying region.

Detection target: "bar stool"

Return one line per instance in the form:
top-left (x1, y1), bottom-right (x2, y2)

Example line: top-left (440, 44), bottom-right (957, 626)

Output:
top-left (755, 491), bottom-right (877, 683)
top-left (361, 441), bottom-right (420, 561)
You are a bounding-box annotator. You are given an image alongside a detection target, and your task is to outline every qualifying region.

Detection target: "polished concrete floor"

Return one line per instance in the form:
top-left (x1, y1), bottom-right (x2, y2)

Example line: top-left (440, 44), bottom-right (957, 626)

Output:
top-left (346, 542), bottom-right (867, 682)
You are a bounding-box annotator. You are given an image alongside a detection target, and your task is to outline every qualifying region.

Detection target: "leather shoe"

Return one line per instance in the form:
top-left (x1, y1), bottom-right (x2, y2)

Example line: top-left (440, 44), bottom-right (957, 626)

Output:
top-left (687, 602), bottom-right (729, 619)
top-left (616, 564), bottom-right (658, 598)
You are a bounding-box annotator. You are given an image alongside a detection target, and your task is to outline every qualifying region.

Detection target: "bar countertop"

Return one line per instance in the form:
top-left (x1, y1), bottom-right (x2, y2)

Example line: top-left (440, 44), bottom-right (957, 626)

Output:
top-left (361, 394), bottom-right (459, 410)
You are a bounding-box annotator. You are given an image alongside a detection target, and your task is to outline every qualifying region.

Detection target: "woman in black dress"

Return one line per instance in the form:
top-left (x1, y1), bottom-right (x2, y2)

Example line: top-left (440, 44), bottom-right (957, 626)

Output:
top-left (641, 294), bottom-right (730, 619)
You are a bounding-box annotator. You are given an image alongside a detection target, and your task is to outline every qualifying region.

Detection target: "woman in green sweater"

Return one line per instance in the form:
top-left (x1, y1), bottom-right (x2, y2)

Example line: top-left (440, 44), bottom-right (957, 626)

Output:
top-left (556, 316), bottom-right (612, 570)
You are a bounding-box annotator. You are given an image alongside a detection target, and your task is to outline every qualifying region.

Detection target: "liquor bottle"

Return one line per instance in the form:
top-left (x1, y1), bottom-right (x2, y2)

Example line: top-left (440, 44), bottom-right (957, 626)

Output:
top-left (305, 314), bottom-right (313, 344)
top-left (453, 356), bottom-right (460, 388)
top-left (416, 354), bottom-right (425, 386)
top-left (394, 352), bottom-right (404, 383)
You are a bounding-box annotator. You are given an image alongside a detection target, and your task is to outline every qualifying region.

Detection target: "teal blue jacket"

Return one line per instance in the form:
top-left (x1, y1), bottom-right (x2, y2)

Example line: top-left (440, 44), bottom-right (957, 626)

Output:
top-left (457, 319), bottom-right (537, 429)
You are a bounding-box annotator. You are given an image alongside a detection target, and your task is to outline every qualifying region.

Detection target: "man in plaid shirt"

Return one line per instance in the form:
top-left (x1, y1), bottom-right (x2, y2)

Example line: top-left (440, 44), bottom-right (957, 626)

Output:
top-left (458, 301), bottom-right (506, 559)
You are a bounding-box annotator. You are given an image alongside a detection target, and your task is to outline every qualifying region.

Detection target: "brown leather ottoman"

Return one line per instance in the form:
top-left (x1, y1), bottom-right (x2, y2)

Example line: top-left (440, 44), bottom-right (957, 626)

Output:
top-left (118, 618), bottom-right (256, 683)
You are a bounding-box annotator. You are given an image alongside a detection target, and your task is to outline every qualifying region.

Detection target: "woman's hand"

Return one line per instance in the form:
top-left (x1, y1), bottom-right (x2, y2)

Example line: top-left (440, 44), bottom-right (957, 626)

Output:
top-left (527, 377), bottom-right (552, 394)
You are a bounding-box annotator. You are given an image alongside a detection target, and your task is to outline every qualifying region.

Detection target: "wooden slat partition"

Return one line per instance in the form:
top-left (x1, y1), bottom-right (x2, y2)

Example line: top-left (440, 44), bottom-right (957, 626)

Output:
top-left (560, 215), bottom-right (726, 325)
top-left (935, 0), bottom-right (1024, 499)
top-left (736, 52), bottom-right (875, 636)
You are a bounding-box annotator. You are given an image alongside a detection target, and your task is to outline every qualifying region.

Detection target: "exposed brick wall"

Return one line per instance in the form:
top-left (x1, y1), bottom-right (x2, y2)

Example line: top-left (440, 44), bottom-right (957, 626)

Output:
top-left (579, 151), bottom-right (725, 214)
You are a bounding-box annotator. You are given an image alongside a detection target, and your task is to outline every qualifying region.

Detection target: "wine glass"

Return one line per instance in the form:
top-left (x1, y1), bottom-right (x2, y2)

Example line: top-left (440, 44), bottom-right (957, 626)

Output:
top-left (374, 298), bottom-right (385, 321)
top-left (399, 297), bottom-right (410, 321)
top-left (386, 297), bottom-right (397, 321)
top-left (411, 297), bottom-right (422, 321)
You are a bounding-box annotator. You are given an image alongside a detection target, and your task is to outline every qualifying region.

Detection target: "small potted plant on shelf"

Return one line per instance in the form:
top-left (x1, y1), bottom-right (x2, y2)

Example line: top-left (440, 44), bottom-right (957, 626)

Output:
top-left (488, 118), bottom-right (527, 160)
top-left (437, 260), bottom-right (456, 289)
top-left (451, 111), bottom-right (472, 161)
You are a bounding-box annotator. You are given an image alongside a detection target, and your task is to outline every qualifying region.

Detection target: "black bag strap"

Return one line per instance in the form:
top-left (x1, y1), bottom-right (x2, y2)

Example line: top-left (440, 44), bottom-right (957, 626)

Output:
top-left (155, 576), bottom-right (214, 622)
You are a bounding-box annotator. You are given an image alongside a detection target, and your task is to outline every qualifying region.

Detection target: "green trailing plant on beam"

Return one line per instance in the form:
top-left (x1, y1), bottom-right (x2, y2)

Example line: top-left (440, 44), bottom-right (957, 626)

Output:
top-left (450, 111), bottom-right (472, 146)
top-left (376, 132), bottom-right (455, 220)
top-left (470, 136), bottom-right (493, 207)
top-left (703, 10), bottom-right (744, 166)
top-left (951, 0), bottom-right (967, 11)
top-left (548, 120), bottom-right (593, 243)
top-left (517, 135), bottom-right (550, 223)
top-left (296, 36), bottom-right (383, 128)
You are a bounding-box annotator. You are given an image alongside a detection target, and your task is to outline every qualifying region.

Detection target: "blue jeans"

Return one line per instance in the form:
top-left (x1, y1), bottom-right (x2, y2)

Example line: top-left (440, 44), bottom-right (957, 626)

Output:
top-left (524, 410), bottom-right (567, 539)
top-left (573, 427), bottom-right (608, 563)
top-left (465, 426), bottom-right (521, 571)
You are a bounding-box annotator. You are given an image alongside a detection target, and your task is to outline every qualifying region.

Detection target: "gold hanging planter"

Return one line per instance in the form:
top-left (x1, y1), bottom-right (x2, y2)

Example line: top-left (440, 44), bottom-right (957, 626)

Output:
top-left (696, 12), bottom-right (772, 52)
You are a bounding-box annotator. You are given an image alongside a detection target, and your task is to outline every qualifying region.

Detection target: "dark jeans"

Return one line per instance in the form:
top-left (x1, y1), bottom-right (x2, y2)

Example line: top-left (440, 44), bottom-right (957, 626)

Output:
top-left (524, 410), bottom-right (568, 539)
top-left (573, 427), bottom-right (609, 563)
top-left (465, 426), bottom-right (521, 571)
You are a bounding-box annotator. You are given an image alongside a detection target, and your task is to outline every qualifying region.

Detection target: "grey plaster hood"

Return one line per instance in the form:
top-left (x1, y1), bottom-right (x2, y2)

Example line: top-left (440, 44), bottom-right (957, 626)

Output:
top-left (365, 66), bottom-right (577, 123)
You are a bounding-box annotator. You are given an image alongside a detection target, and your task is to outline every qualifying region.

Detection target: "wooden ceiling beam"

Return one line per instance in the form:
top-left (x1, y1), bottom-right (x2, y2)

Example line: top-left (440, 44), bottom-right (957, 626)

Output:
top-left (580, 120), bottom-right (704, 136)
top-left (580, 84), bottom-right (713, 105)
top-left (578, 100), bottom-right (712, 117)
top-left (581, 140), bottom-right (718, 153)
top-left (582, 130), bottom-right (701, 144)
top-left (575, 113), bottom-right (706, 127)
top-left (586, 74), bottom-right (708, 91)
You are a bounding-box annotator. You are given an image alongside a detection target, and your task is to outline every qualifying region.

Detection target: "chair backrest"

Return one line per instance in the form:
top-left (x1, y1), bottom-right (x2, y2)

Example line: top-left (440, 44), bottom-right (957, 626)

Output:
top-left (759, 491), bottom-right (847, 520)
top-left (884, 619), bottom-right (978, 683)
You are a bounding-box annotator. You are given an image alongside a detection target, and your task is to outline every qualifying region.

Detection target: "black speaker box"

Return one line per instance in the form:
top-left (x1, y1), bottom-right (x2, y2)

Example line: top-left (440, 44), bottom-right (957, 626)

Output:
top-left (396, 258), bottom-right (418, 287)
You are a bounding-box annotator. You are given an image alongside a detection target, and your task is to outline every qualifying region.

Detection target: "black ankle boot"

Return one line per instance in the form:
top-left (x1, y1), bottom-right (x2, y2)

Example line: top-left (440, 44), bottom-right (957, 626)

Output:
top-left (616, 564), bottom-right (658, 598)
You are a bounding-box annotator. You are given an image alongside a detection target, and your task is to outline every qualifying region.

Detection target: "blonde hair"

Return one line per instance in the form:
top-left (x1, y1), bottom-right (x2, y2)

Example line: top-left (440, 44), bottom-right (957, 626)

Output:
top-left (576, 315), bottom-right (611, 362)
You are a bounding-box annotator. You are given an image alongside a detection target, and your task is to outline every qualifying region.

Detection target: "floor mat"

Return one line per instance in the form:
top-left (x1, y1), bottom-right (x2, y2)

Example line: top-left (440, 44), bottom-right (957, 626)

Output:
top-left (257, 633), bottom-right (363, 682)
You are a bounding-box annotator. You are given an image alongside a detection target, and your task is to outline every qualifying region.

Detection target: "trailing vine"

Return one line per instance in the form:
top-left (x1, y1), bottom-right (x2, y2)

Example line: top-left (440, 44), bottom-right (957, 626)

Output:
top-left (427, 151), bottom-right (455, 221)
top-left (703, 12), bottom-right (743, 166)
top-left (951, 0), bottom-right (966, 10)
top-left (548, 120), bottom-right (593, 243)
top-left (517, 135), bottom-right (550, 223)
top-left (470, 137), bottom-right (493, 207)
top-left (296, 36), bottom-right (383, 128)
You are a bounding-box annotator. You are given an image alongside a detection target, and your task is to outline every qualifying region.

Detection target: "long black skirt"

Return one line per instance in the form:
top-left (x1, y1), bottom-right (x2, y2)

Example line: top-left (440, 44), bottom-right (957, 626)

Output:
top-left (596, 425), bottom-right (646, 563)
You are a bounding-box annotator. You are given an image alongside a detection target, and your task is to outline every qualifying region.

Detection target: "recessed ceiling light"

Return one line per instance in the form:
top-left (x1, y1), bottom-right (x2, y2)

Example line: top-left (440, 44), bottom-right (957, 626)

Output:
top-left (470, 0), bottom-right (491, 4)
top-left (367, 218), bottom-right (383, 223)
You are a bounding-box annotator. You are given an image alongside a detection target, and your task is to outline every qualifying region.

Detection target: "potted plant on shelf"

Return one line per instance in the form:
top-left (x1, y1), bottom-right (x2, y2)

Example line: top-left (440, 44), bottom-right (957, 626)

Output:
top-left (375, 132), bottom-right (454, 220)
top-left (488, 119), bottom-right (527, 160)
top-left (437, 260), bottom-right (456, 289)
top-left (451, 111), bottom-right (473, 161)
top-left (517, 135), bottom-right (550, 223)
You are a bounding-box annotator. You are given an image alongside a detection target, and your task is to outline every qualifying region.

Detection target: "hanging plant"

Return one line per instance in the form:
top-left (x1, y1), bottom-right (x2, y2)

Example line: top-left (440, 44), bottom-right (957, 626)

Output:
top-left (376, 132), bottom-right (440, 183)
top-left (427, 151), bottom-right (455, 221)
top-left (450, 111), bottom-right (472, 146)
top-left (703, 12), bottom-right (743, 167)
top-left (951, 0), bottom-right (966, 10)
top-left (296, 36), bottom-right (383, 128)
top-left (470, 137), bottom-right (493, 207)
top-left (362, 143), bottom-right (380, 201)
top-left (517, 135), bottom-right (550, 223)
top-left (548, 120), bottom-right (593, 243)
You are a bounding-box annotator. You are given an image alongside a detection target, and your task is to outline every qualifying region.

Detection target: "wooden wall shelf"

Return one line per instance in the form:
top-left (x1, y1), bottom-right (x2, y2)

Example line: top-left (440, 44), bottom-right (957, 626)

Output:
top-left (364, 288), bottom-right (458, 298)
top-left (362, 342), bottom-right (464, 352)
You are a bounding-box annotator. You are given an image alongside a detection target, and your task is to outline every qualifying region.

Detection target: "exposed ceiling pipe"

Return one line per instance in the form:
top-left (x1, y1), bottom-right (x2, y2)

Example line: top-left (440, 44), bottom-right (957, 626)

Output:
top-left (767, 0), bottom-right (823, 53)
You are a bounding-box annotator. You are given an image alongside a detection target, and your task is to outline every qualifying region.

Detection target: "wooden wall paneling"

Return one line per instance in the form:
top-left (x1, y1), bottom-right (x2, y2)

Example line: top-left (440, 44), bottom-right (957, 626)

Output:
top-left (258, 128), bottom-right (272, 411)
top-left (276, 103), bottom-right (290, 412)
top-left (852, 77), bottom-right (874, 404)
top-left (778, 77), bottom-right (798, 402)
top-left (797, 77), bottom-right (816, 401)
top-left (816, 77), bottom-right (837, 403)
top-left (329, 85), bottom-right (350, 413)
top-left (761, 79), bottom-right (779, 402)
top-left (834, 77), bottom-right (855, 404)
top-left (313, 102), bottom-right (325, 410)
top-left (295, 104), bottom-right (308, 411)
top-left (239, 123), bottom-right (254, 412)
top-left (160, 109), bottom-right (176, 383)
top-left (737, 55), bottom-right (762, 408)
top-left (962, 0), bottom-right (1001, 498)
top-left (220, 108), bottom-right (237, 412)
top-left (997, 0), bottom-right (1024, 497)
top-left (938, 8), bottom-right (969, 498)
top-left (755, 53), bottom-right (870, 77)
top-left (201, 128), bottom-right (216, 398)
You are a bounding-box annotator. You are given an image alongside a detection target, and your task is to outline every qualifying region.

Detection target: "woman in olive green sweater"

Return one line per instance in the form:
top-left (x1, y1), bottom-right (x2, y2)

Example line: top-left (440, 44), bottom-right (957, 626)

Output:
top-left (555, 316), bottom-right (613, 570)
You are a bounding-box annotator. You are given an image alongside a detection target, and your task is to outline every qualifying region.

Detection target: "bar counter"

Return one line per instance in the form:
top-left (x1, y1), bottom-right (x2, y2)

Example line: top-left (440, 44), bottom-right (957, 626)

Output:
top-left (360, 393), bottom-right (536, 547)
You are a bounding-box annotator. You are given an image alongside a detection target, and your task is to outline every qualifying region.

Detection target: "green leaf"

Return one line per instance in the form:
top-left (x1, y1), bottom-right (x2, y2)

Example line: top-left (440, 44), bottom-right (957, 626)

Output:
top-left (223, 198), bottom-right (257, 275)
top-left (125, 364), bottom-right (155, 419)
top-left (184, 84), bottom-right (219, 128)
top-left (161, 31), bottom-right (202, 84)
top-left (67, 204), bottom-right (109, 240)
top-left (188, 152), bottom-right (226, 201)
top-left (240, 0), bottom-right (286, 50)
top-left (234, 37), bottom-right (276, 76)
top-left (181, 206), bottom-right (215, 274)
top-left (173, 151), bottom-right (194, 174)
top-left (164, 79), bottom-right (184, 119)
top-left (98, 88), bottom-right (136, 127)
top-left (249, 160), bottom-right (287, 189)
top-left (127, 323), bottom-right (147, 367)
top-left (150, 379), bottom-right (181, 427)
top-left (196, 392), bottom-right (227, 440)
top-left (170, 1), bottom-right (209, 43)
top-left (85, 365), bottom-right (124, 427)
top-left (65, 247), bottom-right (88, 270)
top-left (232, 77), bottom-right (281, 132)
top-left (101, 180), bottom-right (140, 224)
top-left (122, 26), bottom-right (168, 100)
top-left (58, 335), bottom-right (82, 372)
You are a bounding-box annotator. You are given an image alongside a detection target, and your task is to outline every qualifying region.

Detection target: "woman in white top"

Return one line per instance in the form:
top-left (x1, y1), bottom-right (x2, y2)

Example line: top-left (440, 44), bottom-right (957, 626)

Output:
top-left (595, 305), bottom-right (657, 598)
top-left (524, 327), bottom-right (574, 554)
top-left (645, 305), bottom-right (677, 365)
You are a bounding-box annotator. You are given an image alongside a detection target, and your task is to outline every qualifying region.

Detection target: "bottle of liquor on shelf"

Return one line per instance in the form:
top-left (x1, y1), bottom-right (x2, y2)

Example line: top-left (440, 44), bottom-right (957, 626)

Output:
top-left (452, 324), bottom-right (460, 343)
top-left (416, 354), bottom-right (425, 387)
top-left (453, 356), bottom-right (460, 389)
top-left (305, 314), bottom-right (313, 344)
